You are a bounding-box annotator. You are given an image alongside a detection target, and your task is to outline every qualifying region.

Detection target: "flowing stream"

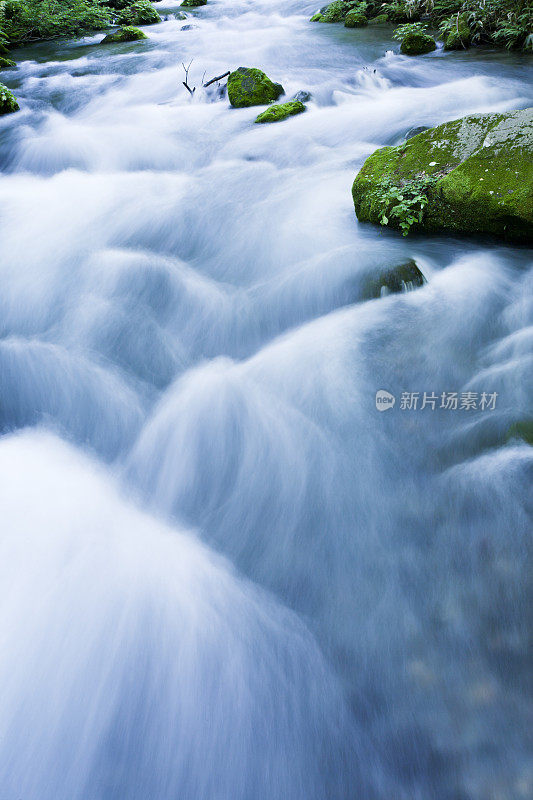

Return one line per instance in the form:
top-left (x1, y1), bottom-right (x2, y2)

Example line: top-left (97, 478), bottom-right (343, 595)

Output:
top-left (0, 2), bottom-right (532, 799)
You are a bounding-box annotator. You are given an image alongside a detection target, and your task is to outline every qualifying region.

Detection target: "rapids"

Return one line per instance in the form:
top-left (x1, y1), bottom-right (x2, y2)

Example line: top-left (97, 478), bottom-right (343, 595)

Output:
top-left (0, 2), bottom-right (531, 799)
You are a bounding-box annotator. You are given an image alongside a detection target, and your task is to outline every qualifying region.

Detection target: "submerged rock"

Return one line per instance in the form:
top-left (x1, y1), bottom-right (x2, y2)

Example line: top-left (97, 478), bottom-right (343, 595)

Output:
top-left (444, 13), bottom-right (471, 50)
top-left (352, 108), bottom-right (533, 242)
top-left (227, 67), bottom-right (284, 108)
top-left (405, 125), bottom-right (429, 140)
top-left (361, 260), bottom-right (426, 299)
top-left (400, 31), bottom-right (437, 55)
top-left (345, 10), bottom-right (367, 27)
top-left (0, 57), bottom-right (16, 69)
top-left (255, 100), bottom-right (306, 123)
top-left (0, 82), bottom-right (19, 114)
top-left (100, 26), bottom-right (148, 43)
top-left (293, 90), bottom-right (312, 102)
top-left (117, 1), bottom-right (161, 25)
top-left (506, 420), bottom-right (533, 446)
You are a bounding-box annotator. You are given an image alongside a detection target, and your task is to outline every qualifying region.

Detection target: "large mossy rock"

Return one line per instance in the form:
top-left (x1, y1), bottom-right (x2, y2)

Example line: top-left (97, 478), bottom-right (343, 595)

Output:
top-left (444, 13), bottom-right (471, 50)
top-left (181, 0), bottom-right (207, 6)
top-left (400, 31), bottom-right (436, 55)
top-left (0, 82), bottom-right (19, 115)
top-left (117, 1), bottom-right (161, 25)
top-left (227, 67), bottom-right (284, 108)
top-left (345, 10), bottom-right (367, 27)
top-left (255, 100), bottom-right (305, 124)
top-left (352, 108), bottom-right (533, 242)
top-left (100, 26), bottom-right (148, 43)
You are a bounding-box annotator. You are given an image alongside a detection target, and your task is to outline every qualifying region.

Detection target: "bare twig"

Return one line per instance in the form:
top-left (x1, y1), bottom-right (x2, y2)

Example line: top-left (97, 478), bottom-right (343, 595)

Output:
top-left (203, 70), bottom-right (230, 88)
top-left (181, 60), bottom-right (195, 95)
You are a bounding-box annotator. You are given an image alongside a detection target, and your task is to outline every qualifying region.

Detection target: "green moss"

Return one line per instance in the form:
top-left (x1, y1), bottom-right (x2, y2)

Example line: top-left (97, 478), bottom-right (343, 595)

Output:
top-left (181, 0), bottom-right (207, 6)
top-left (100, 25), bottom-right (148, 42)
top-left (227, 67), bottom-right (284, 108)
top-left (0, 81), bottom-right (19, 114)
top-left (362, 260), bottom-right (426, 299)
top-left (400, 31), bottom-right (437, 54)
top-left (116, 1), bottom-right (161, 25)
top-left (345, 10), bottom-right (368, 27)
top-left (352, 108), bottom-right (533, 242)
top-left (368, 14), bottom-right (388, 24)
top-left (310, 12), bottom-right (323, 21)
top-left (255, 100), bottom-right (305, 123)
top-left (0, 56), bottom-right (16, 68)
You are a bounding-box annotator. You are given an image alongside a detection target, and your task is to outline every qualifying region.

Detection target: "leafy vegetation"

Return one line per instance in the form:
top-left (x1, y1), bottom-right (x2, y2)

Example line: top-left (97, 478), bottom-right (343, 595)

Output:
top-left (0, 0), bottom-right (112, 45)
top-left (392, 20), bottom-right (428, 39)
top-left (375, 175), bottom-right (437, 235)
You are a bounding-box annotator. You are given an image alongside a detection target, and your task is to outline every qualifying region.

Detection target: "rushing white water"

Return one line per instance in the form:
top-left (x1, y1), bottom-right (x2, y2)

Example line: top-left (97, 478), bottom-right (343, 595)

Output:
top-left (0, 2), bottom-right (532, 799)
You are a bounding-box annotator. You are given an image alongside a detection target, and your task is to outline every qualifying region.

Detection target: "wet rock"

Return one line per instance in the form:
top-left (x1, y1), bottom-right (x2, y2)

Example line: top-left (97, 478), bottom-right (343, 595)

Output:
top-left (361, 260), bottom-right (426, 299)
top-left (227, 67), bottom-right (284, 108)
top-left (181, 24), bottom-right (198, 30)
top-left (100, 26), bottom-right (148, 43)
top-left (0, 82), bottom-right (19, 115)
top-left (506, 420), bottom-right (533, 446)
top-left (400, 31), bottom-right (437, 55)
top-left (174, 11), bottom-right (188, 19)
top-left (352, 107), bottom-right (533, 242)
top-left (405, 125), bottom-right (429, 140)
top-left (255, 100), bottom-right (306, 124)
top-left (293, 90), bottom-right (312, 102)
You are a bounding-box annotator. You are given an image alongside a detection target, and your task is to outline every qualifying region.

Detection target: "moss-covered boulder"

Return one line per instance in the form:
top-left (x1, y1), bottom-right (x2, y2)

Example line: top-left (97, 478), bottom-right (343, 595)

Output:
top-left (444, 13), bottom-right (471, 50)
top-left (117, 1), bottom-right (161, 25)
top-left (345, 10), bottom-right (367, 27)
top-left (227, 67), bottom-right (284, 108)
top-left (0, 57), bottom-right (16, 68)
top-left (368, 14), bottom-right (388, 25)
top-left (255, 100), bottom-right (305, 123)
top-left (0, 82), bottom-right (19, 115)
top-left (400, 31), bottom-right (436, 55)
top-left (100, 26), bottom-right (148, 43)
top-left (181, 0), bottom-right (207, 6)
top-left (352, 108), bottom-right (533, 242)
top-left (361, 260), bottom-right (426, 299)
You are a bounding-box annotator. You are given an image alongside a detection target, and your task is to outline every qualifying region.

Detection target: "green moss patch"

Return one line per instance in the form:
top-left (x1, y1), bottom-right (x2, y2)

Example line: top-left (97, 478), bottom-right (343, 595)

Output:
top-left (100, 25), bottom-right (148, 43)
top-left (228, 67), bottom-right (284, 108)
top-left (116, 1), bottom-right (161, 25)
top-left (255, 100), bottom-right (306, 123)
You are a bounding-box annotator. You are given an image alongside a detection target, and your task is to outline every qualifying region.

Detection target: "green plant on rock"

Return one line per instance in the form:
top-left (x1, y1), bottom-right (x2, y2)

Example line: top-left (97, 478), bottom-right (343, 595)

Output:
top-left (0, 79), bottom-right (18, 113)
top-left (392, 21), bottom-right (428, 39)
top-left (374, 175), bottom-right (438, 235)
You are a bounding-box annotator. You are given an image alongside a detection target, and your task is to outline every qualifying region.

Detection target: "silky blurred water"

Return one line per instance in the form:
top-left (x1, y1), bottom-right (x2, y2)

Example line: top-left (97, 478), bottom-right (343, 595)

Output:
top-left (0, 2), bottom-right (532, 799)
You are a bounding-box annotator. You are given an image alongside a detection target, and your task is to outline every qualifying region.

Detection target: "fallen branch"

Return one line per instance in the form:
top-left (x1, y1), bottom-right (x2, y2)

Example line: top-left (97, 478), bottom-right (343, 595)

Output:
top-left (203, 70), bottom-right (230, 88)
